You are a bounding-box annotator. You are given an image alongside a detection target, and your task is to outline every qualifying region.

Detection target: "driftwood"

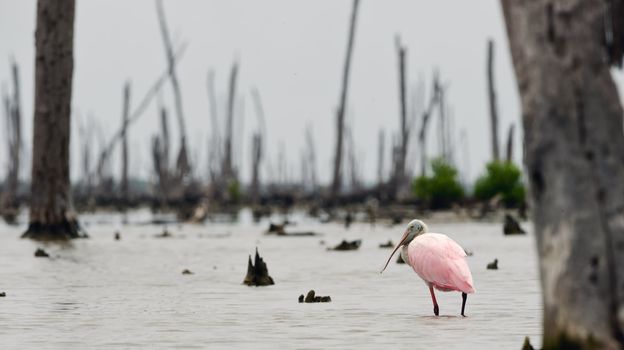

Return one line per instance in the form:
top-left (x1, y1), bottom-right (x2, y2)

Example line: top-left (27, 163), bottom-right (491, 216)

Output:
top-left (243, 248), bottom-right (274, 286)
top-left (502, 1), bottom-right (624, 347)
top-left (331, 0), bottom-right (360, 199)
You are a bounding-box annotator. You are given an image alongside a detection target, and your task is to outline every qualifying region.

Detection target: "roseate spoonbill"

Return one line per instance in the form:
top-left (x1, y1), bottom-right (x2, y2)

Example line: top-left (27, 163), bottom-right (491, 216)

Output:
top-left (381, 219), bottom-right (475, 316)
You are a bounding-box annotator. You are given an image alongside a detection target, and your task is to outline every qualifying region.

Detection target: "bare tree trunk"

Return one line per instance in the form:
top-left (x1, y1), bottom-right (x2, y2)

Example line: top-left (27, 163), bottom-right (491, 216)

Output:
top-left (505, 123), bottom-right (514, 163)
top-left (393, 35), bottom-right (408, 197)
top-left (1, 60), bottom-right (22, 220)
top-left (156, 0), bottom-right (189, 178)
top-left (487, 39), bottom-right (500, 161)
top-left (502, 1), bottom-right (624, 348)
top-left (305, 127), bottom-right (317, 191)
top-left (223, 61), bottom-right (238, 180)
top-left (207, 70), bottom-right (221, 178)
top-left (120, 81), bottom-right (130, 206)
top-left (377, 128), bottom-right (385, 186)
top-left (331, 0), bottom-right (360, 199)
top-left (24, 0), bottom-right (82, 239)
top-left (250, 133), bottom-right (262, 203)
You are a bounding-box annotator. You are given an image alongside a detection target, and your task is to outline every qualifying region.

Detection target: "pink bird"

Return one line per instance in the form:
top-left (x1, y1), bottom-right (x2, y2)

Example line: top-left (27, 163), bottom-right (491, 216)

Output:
top-left (381, 219), bottom-right (475, 316)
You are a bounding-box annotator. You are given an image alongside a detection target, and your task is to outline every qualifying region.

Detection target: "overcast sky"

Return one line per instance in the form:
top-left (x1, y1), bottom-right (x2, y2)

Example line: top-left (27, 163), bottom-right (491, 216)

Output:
top-left (1, 0), bottom-right (623, 187)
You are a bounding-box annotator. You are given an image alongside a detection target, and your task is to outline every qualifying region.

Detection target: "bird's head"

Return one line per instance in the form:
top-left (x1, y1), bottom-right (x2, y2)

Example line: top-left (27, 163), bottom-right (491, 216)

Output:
top-left (380, 219), bottom-right (428, 274)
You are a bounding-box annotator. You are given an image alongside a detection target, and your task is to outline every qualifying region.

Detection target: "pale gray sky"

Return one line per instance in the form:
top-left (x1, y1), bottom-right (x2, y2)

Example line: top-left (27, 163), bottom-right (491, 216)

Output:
top-left (1, 0), bottom-right (623, 187)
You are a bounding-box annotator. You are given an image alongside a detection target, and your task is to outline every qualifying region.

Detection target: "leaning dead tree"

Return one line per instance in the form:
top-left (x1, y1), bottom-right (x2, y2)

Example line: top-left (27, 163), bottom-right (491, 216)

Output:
top-left (502, 0), bottom-right (624, 348)
top-left (24, 0), bottom-right (82, 239)
top-left (331, 0), bottom-right (360, 200)
top-left (1, 60), bottom-right (22, 221)
top-left (94, 44), bottom-right (187, 187)
top-left (156, 0), bottom-right (190, 179)
top-left (487, 39), bottom-right (500, 161)
top-left (418, 74), bottom-right (441, 176)
top-left (120, 81), bottom-right (131, 206)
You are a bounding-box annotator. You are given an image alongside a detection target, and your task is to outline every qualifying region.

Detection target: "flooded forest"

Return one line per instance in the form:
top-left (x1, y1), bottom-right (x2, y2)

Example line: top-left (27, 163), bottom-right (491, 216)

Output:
top-left (1, 1), bottom-right (624, 349)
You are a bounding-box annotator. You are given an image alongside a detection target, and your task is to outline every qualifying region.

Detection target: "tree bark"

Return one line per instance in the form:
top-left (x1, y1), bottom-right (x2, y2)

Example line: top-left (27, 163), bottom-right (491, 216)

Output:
top-left (487, 39), bottom-right (500, 161)
top-left (501, 0), bottom-right (624, 348)
top-left (331, 0), bottom-right (360, 199)
top-left (24, 0), bottom-right (82, 239)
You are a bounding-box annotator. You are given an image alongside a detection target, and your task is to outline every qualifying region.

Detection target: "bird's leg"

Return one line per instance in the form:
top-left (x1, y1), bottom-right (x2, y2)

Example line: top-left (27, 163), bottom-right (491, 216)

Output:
top-left (429, 286), bottom-right (439, 316)
top-left (461, 292), bottom-right (467, 317)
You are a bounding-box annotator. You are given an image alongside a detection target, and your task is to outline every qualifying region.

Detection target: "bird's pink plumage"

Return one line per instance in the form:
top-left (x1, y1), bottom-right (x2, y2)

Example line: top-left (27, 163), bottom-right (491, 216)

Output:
top-left (406, 233), bottom-right (475, 294)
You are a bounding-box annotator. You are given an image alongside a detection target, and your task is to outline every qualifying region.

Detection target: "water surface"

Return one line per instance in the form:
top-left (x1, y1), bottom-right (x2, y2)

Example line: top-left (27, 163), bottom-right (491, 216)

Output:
top-left (0, 211), bottom-right (541, 349)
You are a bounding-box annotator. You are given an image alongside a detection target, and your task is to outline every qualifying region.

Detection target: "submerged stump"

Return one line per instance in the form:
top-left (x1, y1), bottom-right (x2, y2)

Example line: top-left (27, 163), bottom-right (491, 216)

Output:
top-left (503, 214), bottom-right (525, 235)
top-left (243, 248), bottom-right (274, 286)
top-left (34, 248), bottom-right (50, 258)
top-left (379, 240), bottom-right (394, 248)
top-left (299, 290), bottom-right (331, 303)
top-left (487, 259), bottom-right (498, 270)
top-left (328, 239), bottom-right (361, 251)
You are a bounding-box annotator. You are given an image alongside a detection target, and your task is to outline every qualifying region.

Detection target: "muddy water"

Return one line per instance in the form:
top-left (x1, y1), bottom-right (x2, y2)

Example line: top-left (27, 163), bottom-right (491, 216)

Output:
top-left (0, 210), bottom-right (541, 349)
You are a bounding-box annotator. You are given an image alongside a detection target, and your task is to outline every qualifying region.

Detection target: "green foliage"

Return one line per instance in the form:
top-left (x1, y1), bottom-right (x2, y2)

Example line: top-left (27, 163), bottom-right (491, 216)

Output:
top-left (412, 158), bottom-right (464, 209)
top-left (473, 161), bottom-right (525, 207)
top-left (227, 179), bottom-right (241, 203)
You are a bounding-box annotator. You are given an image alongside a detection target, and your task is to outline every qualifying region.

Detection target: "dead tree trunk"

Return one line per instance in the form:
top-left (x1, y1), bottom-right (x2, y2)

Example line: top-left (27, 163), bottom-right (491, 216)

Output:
top-left (24, 0), bottom-right (82, 239)
top-left (305, 127), bottom-right (317, 191)
top-left (331, 0), bottom-right (360, 199)
top-left (487, 39), bottom-right (500, 161)
top-left (120, 81), bottom-right (130, 206)
top-left (156, 0), bottom-right (189, 178)
top-left (1, 60), bottom-right (22, 220)
top-left (207, 70), bottom-right (221, 179)
top-left (505, 123), bottom-right (514, 163)
top-left (223, 61), bottom-right (238, 181)
top-left (502, 1), bottom-right (624, 348)
top-left (392, 35), bottom-right (408, 197)
top-left (377, 129), bottom-right (385, 186)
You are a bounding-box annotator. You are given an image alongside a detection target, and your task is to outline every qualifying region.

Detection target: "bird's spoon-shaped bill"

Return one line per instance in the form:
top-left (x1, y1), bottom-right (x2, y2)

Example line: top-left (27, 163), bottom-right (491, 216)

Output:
top-left (380, 229), bottom-right (409, 274)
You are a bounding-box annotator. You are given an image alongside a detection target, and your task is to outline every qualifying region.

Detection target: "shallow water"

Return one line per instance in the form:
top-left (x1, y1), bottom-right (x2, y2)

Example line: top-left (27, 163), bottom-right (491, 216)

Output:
top-left (0, 210), bottom-right (541, 349)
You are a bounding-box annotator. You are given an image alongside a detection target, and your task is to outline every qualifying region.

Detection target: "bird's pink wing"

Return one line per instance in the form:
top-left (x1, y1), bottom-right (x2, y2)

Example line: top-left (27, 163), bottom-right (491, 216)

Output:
top-left (407, 233), bottom-right (475, 294)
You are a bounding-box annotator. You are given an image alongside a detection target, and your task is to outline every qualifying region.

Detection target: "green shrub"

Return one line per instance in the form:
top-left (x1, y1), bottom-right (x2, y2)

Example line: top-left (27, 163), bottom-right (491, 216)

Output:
top-left (473, 161), bottom-right (525, 207)
top-left (227, 179), bottom-right (242, 203)
top-left (413, 158), bottom-right (464, 209)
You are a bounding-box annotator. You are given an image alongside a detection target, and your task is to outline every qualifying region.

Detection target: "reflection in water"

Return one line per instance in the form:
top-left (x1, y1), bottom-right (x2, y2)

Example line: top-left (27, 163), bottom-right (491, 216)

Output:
top-left (0, 212), bottom-right (541, 349)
